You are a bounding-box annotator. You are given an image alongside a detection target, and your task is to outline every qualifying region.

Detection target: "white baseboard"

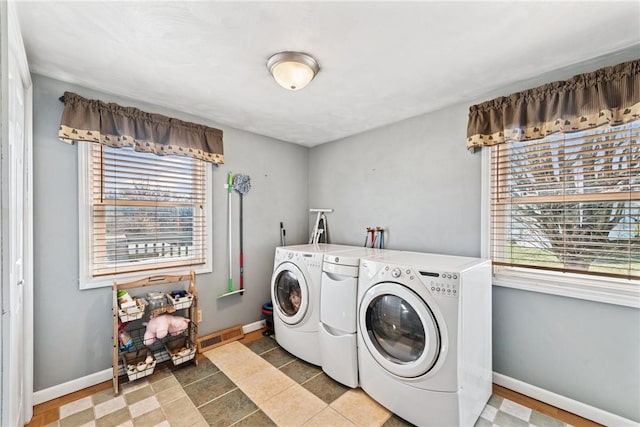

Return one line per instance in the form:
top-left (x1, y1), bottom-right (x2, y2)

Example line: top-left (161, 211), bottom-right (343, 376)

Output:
top-left (242, 319), bottom-right (266, 334)
top-left (493, 372), bottom-right (638, 426)
top-left (33, 320), bottom-right (267, 406)
top-left (33, 368), bottom-right (112, 405)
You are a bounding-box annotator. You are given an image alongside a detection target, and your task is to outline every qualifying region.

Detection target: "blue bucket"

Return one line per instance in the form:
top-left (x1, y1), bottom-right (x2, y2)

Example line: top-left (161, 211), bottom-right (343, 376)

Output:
top-left (261, 301), bottom-right (274, 336)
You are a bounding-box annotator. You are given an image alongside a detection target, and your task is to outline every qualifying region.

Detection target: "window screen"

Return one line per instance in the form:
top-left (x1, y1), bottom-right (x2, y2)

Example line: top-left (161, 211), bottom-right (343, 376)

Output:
top-left (491, 122), bottom-right (639, 280)
top-left (90, 144), bottom-right (207, 277)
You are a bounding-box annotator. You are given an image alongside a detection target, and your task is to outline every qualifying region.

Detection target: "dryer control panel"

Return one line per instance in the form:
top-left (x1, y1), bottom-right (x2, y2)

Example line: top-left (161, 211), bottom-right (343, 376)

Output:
top-left (420, 270), bottom-right (459, 298)
top-left (372, 264), bottom-right (460, 299)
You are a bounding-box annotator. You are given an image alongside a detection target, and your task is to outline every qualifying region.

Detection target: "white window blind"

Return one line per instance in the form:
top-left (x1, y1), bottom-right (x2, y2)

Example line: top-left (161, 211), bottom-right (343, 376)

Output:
top-left (491, 121), bottom-right (639, 280)
top-left (90, 144), bottom-right (208, 277)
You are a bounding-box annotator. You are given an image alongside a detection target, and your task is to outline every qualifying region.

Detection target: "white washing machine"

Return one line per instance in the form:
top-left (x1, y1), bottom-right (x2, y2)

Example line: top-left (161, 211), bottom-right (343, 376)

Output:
top-left (271, 243), bottom-right (356, 366)
top-left (318, 247), bottom-right (397, 388)
top-left (357, 251), bottom-right (492, 427)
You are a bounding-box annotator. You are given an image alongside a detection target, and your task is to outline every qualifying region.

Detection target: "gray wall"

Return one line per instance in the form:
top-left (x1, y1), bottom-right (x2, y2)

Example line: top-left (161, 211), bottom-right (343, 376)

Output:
top-left (32, 48), bottom-right (640, 422)
top-left (309, 102), bottom-right (479, 255)
top-left (309, 51), bottom-right (640, 421)
top-left (33, 74), bottom-right (309, 391)
top-left (493, 287), bottom-right (639, 421)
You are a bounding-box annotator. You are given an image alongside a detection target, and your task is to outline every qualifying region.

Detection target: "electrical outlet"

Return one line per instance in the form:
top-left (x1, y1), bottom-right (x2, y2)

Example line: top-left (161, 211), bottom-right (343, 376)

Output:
top-left (197, 309), bottom-right (202, 323)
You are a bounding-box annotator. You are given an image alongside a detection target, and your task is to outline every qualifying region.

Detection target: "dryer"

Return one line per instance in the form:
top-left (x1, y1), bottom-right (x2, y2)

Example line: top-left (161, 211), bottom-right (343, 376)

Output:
top-left (319, 247), bottom-right (396, 388)
top-left (357, 251), bottom-right (492, 427)
top-left (271, 243), bottom-right (355, 365)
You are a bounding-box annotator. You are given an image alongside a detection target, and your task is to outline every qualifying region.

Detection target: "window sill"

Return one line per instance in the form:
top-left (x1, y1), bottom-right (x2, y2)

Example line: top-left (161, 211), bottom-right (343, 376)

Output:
top-left (79, 264), bottom-right (212, 290)
top-left (492, 269), bottom-right (640, 308)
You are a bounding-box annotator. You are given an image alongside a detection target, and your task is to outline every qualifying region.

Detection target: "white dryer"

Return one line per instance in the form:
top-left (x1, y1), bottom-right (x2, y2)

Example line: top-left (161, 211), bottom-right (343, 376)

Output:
top-left (357, 251), bottom-right (492, 427)
top-left (319, 247), bottom-right (396, 388)
top-left (271, 243), bottom-right (355, 366)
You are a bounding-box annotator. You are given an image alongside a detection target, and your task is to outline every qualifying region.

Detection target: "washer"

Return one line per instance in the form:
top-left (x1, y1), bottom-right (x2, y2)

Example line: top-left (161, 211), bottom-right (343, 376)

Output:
top-left (271, 243), bottom-right (356, 365)
top-left (319, 247), bottom-right (396, 388)
top-left (357, 251), bottom-right (492, 427)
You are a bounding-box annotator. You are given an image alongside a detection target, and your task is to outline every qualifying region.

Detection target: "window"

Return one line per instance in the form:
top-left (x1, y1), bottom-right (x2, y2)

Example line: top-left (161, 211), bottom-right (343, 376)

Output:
top-left (487, 121), bottom-right (639, 303)
top-left (79, 143), bottom-right (212, 289)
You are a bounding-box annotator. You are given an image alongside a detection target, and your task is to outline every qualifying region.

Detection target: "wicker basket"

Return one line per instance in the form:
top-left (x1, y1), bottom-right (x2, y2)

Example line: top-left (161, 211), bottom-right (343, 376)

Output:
top-left (167, 293), bottom-right (194, 310)
top-left (164, 336), bottom-right (196, 366)
top-left (118, 298), bottom-right (146, 322)
top-left (122, 348), bottom-right (156, 381)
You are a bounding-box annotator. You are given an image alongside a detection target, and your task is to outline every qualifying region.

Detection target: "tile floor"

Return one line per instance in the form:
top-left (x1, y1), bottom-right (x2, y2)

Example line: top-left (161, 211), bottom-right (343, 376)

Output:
top-left (45, 335), bottom-right (573, 427)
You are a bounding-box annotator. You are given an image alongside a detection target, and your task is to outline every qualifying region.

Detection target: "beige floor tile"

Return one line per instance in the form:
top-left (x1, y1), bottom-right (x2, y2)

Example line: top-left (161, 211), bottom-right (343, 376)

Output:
top-left (225, 357), bottom-right (274, 383)
top-left (206, 342), bottom-right (273, 383)
top-left (128, 395), bottom-right (160, 419)
top-left (303, 407), bottom-right (356, 427)
top-left (60, 408), bottom-right (95, 427)
top-left (204, 341), bottom-right (256, 365)
top-left (94, 395), bottom-right (126, 419)
top-left (260, 384), bottom-right (327, 427)
top-left (150, 375), bottom-right (181, 393)
top-left (154, 384), bottom-right (187, 406)
top-left (147, 366), bottom-right (174, 384)
top-left (203, 340), bottom-right (243, 362)
top-left (331, 389), bottom-right (391, 427)
top-left (91, 388), bottom-right (119, 406)
top-left (59, 396), bottom-right (93, 419)
top-left (501, 398), bottom-right (533, 421)
top-left (480, 404), bottom-right (498, 422)
top-left (121, 380), bottom-right (151, 395)
top-left (96, 407), bottom-right (130, 427)
top-left (132, 407), bottom-right (166, 426)
top-left (162, 396), bottom-right (207, 427)
top-left (236, 365), bottom-right (297, 406)
top-left (125, 386), bottom-right (155, 407)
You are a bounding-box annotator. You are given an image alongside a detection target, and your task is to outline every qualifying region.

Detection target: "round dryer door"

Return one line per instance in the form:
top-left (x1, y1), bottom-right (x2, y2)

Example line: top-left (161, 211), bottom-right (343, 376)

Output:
top-left (360, 282), bottom-right (440, 378)
top-left (272, 261), bottom-right (309, 325)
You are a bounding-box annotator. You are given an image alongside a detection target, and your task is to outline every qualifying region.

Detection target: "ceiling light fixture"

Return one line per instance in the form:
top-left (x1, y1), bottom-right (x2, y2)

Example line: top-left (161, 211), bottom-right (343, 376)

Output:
top-left (267, 51), bottom-right (319, 91)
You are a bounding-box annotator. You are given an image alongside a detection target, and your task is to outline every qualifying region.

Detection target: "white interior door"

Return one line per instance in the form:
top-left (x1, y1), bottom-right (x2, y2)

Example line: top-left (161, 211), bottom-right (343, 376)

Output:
top-left (7, 52), bottom-right (26, 427)
top-left (1, 2), bottom-right (33, 425)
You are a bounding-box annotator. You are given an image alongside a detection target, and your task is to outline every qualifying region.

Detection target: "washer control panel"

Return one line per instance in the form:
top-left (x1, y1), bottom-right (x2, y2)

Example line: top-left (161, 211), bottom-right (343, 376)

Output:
top-left (275, 249), bottom-right (322, 269)
top-left (302, 253), bottom-right (322, 269)
top-left (421, 271), bottom-right (458, 297)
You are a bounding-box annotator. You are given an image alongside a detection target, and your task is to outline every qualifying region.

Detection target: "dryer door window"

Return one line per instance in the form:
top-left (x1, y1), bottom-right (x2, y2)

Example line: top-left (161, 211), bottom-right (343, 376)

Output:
top-left (360, 282), bottom-right (440, 378)
top-left (272, 262), bottom-right (309, 325)
top-left (367, 294), bottom-right (425, 363)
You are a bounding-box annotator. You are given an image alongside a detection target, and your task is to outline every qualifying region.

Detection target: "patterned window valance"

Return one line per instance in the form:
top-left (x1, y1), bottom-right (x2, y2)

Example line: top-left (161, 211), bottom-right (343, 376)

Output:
top-left (58, 91), bottom-right (224, 164)
top-left (466, 59), bottom-right (640, 152)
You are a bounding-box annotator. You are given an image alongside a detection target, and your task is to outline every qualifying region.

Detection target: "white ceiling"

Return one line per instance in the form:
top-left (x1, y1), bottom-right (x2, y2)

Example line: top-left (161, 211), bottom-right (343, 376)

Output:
top-left (15, 1), bottom-right (640, 146)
